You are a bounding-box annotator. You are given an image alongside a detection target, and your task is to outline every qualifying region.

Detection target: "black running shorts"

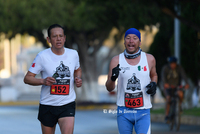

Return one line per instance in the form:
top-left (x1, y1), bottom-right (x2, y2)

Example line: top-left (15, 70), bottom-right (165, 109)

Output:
top-left (38, 101), bottom-right (76, 127)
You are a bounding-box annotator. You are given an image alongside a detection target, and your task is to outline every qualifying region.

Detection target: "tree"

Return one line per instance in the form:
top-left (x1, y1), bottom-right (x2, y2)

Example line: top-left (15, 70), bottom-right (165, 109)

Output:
top-left (147, 1), bottom-right (200, 108)
top-left (152, 0), bottom-right (200, 31)
top-left (148, 1), bottom-right (200, 86)
top-left (65, 0), bottom-right (162, 101)
top-left (0, 0), bottom-right (199, 102)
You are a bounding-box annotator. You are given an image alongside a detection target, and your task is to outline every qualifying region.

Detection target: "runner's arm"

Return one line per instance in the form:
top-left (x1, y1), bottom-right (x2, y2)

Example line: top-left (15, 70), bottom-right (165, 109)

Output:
top-left (74, 67), bottom-right (82, 79)
top-left (24, 71), bottom-right (55, 86)
top-left (147, 54), bottom-right (158, 83)
top-left (105, 56), bottom-right (119, 92)
top-left (74, 67), bottom-right (82, 87)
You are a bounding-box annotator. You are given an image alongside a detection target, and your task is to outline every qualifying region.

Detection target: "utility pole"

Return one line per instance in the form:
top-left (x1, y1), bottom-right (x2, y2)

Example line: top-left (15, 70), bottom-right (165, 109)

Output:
top-left (174, 0), bottom-right (181, 63)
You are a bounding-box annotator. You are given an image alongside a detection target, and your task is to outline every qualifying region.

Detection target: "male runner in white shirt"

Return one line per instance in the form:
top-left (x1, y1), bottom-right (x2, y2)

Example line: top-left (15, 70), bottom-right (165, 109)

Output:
top-left (24, 24), bottom-right (82, 134)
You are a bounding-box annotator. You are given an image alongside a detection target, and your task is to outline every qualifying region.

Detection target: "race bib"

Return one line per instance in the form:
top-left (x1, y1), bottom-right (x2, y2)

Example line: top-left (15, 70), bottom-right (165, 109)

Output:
top-left (125, 92), bottom-right (144, 108)
top-left (50, 79), bottom-right (70, 95)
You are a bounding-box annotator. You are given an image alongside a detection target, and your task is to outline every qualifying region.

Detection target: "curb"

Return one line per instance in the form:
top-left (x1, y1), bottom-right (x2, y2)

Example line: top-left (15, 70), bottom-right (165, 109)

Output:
top-left (0, 101), bottom-right (39, 106)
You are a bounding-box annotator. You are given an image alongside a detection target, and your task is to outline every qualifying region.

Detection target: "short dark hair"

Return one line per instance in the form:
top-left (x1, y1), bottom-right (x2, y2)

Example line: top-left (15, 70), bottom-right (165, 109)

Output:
top-left (47, 24), bottom-right (65, 38)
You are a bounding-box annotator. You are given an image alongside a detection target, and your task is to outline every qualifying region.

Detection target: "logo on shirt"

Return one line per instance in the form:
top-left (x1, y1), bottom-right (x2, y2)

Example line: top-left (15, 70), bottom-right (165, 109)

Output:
top-left (125, 93), bottom-right (130, 97)
top-left (52, 61), bottom-right (70, 79)
top-left (126, 73), bottom-right (141, 91)
top-left (120, 67), bottom-right (130, 73)
top-left (32, 63), bottom-right (35, 67)
top-left (138, 65), bottom-right (147, 71)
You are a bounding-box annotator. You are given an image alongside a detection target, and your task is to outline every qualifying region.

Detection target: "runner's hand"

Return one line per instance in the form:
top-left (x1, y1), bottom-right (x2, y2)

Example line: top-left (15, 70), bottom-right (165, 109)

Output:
top-left (111, 64), bottom-right (121, 81)
top-left (75, 77), bottom-right (82, 87)
top-left (146, 82), bottom-right (157, 96)
top-left (43, 77), bottom-right (56, 86)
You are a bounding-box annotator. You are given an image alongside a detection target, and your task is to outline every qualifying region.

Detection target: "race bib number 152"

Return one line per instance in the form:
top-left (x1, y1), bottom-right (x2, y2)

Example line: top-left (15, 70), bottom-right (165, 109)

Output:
top-left (50, 79), bottom-right (70, 95)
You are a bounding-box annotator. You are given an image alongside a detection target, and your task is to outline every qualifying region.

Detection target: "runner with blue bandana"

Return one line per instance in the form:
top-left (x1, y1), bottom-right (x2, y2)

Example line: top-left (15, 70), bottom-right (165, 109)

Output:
top-left (106, 28), bottom-right (158, 134)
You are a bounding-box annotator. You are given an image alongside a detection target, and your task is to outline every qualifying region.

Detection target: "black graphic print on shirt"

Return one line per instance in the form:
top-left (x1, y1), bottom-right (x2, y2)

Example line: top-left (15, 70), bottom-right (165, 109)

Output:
top-left (51, 61), bottom-right (71, 95)
top-left (52, 61), bottom-right (70, 79)
top-left (126, 73), bottom-right (141, 91)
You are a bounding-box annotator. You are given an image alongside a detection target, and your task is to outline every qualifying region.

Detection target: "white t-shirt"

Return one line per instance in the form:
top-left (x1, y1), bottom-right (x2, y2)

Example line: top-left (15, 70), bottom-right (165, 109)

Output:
top-left (117, 52), bottom-right (152, 109)
top-left (29, 48), bottom-right (80, 106)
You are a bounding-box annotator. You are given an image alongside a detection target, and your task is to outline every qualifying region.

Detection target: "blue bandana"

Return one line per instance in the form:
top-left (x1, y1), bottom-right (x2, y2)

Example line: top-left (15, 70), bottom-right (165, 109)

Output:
top-left (124, 28), bottom-right (141, 41)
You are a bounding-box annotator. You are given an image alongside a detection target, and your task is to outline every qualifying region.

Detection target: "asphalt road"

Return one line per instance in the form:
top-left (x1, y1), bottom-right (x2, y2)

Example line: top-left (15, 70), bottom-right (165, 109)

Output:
top-left (0, 105), bottom-right (200, 134)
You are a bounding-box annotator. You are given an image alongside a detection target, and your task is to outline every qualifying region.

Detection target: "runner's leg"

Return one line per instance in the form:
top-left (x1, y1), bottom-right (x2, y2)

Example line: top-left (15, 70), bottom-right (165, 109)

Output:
top-left (117, 107), bottom-right (133, 134)
top-left (58, 117), bottom-right (74, 134)
top-left (41, 123), bottom-right (56, 134)
top-left (134, 109), bottom-right (151, 134)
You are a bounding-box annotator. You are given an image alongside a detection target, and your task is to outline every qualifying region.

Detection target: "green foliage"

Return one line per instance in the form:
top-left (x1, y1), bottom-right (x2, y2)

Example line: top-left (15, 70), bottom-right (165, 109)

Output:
top-left (0, 0), bottom-right (71, 36)
top-left (151, 107), bottom-right (200, 117)
top-left (181, 26), bottom-right (200, 83)
top-left (148, 16), bottom-right (174, 84)
top-left (183, 107), bottom-right (200, 117)
top-left (0, 0), bottom-right (161, 40)
top-left (148, 1), bottom-right (200, 85)
top-left (0, 0), bottom-right (199, 85)
top-left (180, 3), bottom-right (200, 83)
top-left (151, 108), bottom-right (165, 114)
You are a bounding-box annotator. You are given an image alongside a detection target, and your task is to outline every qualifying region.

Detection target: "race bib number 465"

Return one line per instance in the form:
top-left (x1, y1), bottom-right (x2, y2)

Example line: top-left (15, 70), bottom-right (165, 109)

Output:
top-left (125, 92), bottom-right (143, 108)
top-left (50, 79), bottom-right (70, 95)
